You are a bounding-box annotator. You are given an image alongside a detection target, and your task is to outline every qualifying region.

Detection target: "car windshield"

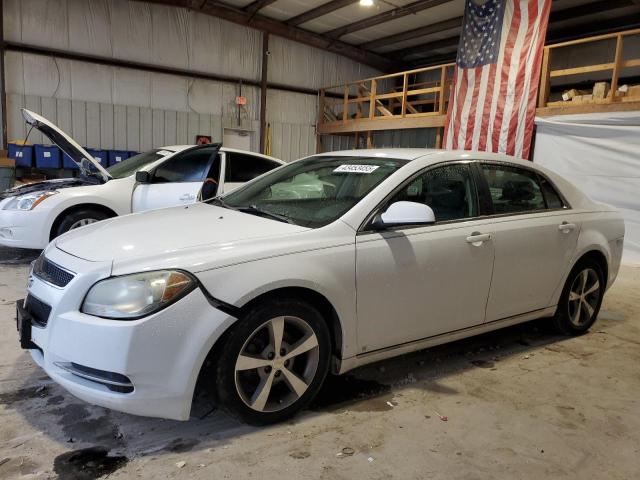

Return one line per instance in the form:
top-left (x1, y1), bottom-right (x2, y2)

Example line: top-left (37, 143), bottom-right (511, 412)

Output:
top-left (106, 149), bottom-right (175, 179)
top-left (217, 155), bottom-right (408, 228)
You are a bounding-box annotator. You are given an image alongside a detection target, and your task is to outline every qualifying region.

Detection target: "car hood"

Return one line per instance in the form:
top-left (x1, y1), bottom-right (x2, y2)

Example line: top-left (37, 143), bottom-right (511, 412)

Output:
top-left (0, 178), bottom-right (100, 199)
top-left (22, 108), bottom-right (111, 182)
top-left (54, 203), bottom-right (310, 264)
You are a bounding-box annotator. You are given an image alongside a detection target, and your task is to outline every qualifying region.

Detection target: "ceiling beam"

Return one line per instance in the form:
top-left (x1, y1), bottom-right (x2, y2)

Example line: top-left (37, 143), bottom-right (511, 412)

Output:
top-left (364, 0), bottom-right (633, 52)
top-left (145, 0), bottom-right (399, 71)
top-left (360, 16), bottom-right (461, 50)
top-left (324, 0), bottom-right (453, 39)
top-left (287, 0), bottom-right (358, 26)
top-left (410, 13), bottom-right (640, 67)
top-left (391, 36), bottom-right (459, 59)
top-left (394, 0), bottom-right (637, 61)
top-left (244, 0), bottom-right (279, 17)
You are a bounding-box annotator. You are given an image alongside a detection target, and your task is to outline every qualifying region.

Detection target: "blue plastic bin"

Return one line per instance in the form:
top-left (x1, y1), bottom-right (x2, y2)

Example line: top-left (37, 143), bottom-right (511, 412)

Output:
top-left (35, 145), bottom-right (61, 169)
top-left (108, 150), bottom-right (130, 167)
top-left (86, 149), bottom-right (108, 168)
top-left (62, 152), bottom-right (78, 169)
top-left (8, 143), bottom-right (34, 168)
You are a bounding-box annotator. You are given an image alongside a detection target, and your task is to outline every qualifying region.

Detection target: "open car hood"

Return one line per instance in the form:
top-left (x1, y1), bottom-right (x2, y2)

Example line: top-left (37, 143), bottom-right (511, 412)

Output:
top-left (21, 108), bottom-right (112, 182)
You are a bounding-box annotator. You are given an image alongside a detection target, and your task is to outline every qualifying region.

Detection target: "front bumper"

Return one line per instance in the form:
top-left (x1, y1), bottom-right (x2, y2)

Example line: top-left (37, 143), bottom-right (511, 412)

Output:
top-left (0, 206), bottom-right (52, 249)
top-left (22, 246), bottom-right (236, 420)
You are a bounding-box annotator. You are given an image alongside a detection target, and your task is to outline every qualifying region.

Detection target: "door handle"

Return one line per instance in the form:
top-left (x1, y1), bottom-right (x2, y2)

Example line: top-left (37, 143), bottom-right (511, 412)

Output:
top-left (466, 232), bottom-right (492, 244)
top-left (558, 222), bottom-right (576, 233)
top-left (180, 193), bottom-right (195, 201)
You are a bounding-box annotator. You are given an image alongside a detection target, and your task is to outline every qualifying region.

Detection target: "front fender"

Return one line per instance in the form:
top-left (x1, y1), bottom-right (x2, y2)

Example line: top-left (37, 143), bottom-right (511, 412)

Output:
top-left (195, 243), bottom-right (358, 360)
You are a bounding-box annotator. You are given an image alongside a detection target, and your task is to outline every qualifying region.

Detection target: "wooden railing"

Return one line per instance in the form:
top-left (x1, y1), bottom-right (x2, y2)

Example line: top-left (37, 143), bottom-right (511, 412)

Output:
top-left (318, 63), bottom-right (455, 134)
top-left (538, 28), bottom-right (640, 109)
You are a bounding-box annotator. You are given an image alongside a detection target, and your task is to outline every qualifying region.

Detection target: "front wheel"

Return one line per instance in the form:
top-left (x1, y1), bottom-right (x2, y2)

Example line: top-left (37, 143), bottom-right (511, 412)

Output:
top-left (213, 299), bottom-right (331, 425)
top-left (553, 259), bottom-right (605, 335)
top-left (54, 208), bottom-right (112, 239)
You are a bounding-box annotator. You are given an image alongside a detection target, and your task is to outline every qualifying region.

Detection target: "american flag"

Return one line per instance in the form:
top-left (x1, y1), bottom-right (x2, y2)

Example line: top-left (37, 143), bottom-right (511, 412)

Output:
top-left (443, 0), bottom-right (551, 159)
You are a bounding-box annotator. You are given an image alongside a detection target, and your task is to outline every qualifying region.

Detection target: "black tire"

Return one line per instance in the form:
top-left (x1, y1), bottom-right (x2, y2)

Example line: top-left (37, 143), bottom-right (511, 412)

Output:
top-left (213, 299), bottom-right (331, 425)
top-left (552, 258), bottom-right (605, 335)
top-left (54, 208), bottom-right (112, 238)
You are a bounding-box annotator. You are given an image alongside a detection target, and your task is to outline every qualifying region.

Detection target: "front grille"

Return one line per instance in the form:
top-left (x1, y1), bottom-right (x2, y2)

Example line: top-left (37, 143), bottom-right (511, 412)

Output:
top-left (25, 295), bottom-right (52, 327)
top-left (32, 255), bottom-right (75, 287)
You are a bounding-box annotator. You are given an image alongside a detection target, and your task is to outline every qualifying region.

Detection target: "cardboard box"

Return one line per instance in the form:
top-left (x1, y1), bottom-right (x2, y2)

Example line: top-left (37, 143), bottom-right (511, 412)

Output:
top-left (592, 82), bottom-right (610, 99)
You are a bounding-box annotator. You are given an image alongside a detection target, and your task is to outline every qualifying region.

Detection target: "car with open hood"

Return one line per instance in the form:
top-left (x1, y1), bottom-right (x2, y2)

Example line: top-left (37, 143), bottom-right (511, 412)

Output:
top-left (0, 108), bottom-right (284, 249)
top-left (17, 149), bottom-right (624, 425)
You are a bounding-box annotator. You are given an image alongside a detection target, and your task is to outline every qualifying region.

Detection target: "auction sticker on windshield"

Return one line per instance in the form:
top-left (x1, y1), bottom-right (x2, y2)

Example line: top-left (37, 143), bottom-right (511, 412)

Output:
top-left (333, 165), bottom-right (380, 174)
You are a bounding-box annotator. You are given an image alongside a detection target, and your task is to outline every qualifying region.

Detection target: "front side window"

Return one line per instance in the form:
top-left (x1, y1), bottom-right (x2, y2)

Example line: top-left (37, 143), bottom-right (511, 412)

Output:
top-left (481, 164), bottom-right (545, 214)
top-left (384, 163), bottom-right (478, 222)
top-left (226, 153), bottom-right (281, 183)
top-left (106, 149), bottom-right (171, 179)
top-left (218, 156), bottom-right (408, 228)
top-left (152, 147), bottom-right (214, 183)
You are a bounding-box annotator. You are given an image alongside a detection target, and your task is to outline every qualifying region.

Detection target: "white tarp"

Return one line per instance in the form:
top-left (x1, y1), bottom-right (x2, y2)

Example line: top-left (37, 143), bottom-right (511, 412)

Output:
top-left (533, 111), bottom-right (640, 265)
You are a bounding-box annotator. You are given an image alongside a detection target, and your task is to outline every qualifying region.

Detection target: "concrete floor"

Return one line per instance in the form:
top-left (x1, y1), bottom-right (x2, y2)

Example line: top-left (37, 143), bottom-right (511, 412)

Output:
top-left (0, 247), bottom-right (638, 479)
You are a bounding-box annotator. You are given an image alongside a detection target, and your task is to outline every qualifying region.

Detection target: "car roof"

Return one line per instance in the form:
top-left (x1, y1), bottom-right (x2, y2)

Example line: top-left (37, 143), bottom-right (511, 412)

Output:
top-left (312, 148), bottom-right (528, 163)
top-left (160, 145), bottom-right (284, 164)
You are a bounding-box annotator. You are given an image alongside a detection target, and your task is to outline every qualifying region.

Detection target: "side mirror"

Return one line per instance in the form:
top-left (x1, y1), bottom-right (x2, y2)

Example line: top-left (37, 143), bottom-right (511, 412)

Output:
top-left (135, 171), bottom-right (151, 184)
top-left (373, 201), bottom-right (436, 229)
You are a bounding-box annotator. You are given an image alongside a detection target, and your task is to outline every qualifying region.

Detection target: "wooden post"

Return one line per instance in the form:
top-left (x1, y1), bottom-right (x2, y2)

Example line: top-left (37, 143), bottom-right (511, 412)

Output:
top-left (401, 73), bottom-right (408, 117)
top-left (435, 127), bottom-right (443, 149)
top-left (342, 85), bottom-right (349, 122)
top-left (438, 65), bottom-right (447, 114)
top-left (366, 131), bottom-right (373, 149)
top-left (0, 0), bottom-right (7, 149)
top-left (369, 79), bottom-right (377, 119)
top-left (538, 48), bottom-right (551, 108)
top-left (610, 34), bottom-right (624, 102)
top-left (259, 32), bottom-right (269, 154)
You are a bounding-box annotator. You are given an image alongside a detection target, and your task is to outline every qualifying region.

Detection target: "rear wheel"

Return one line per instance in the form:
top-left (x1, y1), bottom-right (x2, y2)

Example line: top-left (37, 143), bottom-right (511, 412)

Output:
top-left (553, 259), bottom-right (605, 334)
top-left (213, 299), bottom-right (331, 425)
top-left (54, 208), bottom-right (112, 238)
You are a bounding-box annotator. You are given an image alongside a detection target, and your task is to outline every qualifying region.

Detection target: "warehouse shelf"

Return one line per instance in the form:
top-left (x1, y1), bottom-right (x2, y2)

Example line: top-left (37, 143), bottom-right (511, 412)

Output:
top-left (537, 28), bottom-right (640, 116)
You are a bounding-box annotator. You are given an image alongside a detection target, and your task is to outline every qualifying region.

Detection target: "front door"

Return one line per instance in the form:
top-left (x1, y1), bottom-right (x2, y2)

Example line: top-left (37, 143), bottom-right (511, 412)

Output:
top-left (132, 147), bottom-right (216, 212)
top-left (478, 163), bottom-right (580, 321)
top-left (356, 163), bottom-right (495, 353)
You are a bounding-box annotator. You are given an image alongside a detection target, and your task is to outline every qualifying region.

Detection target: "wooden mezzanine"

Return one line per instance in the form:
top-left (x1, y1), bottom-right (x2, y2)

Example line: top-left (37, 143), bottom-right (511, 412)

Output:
top-left (317, 28), bottom-right (640, 152)
top-left (317, 63), bottom-right (455, 150)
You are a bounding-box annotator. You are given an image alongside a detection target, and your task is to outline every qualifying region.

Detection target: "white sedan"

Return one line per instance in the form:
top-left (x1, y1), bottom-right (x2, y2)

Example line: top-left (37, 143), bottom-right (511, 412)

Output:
top-left (17, 149), bottom-right (624, 425)
top-left (0, 109), bottom-right (283, 249)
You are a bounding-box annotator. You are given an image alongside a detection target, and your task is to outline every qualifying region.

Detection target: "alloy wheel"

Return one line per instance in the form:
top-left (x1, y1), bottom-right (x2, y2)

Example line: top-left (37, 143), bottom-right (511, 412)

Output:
top-left (69, 218), bottom-right (98, 230)
top-left (567, 268), bottom-right (601, 327)
top-left (234, 316), bottom-right (320, 412)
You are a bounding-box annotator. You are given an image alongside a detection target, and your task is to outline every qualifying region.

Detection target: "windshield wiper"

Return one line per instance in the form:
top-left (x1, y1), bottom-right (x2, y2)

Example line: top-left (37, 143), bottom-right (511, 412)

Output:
top-left (208, 197), bottom-right (235, 209)
top-left (237, 205), bottom-right (293, 224)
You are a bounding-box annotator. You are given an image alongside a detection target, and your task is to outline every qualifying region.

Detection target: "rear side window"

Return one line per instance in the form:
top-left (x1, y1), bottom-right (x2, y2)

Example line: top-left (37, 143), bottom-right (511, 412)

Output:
top-left (387, 163), bottom-right (478, 222)
top-left (153, 148), bottom-right (214, 183)
top-left (226, 153), bottom-right (280, 183)
top-left (481, 165), bottom-right (545, 214)
top-left (539, 176), bottom-right (565, 209)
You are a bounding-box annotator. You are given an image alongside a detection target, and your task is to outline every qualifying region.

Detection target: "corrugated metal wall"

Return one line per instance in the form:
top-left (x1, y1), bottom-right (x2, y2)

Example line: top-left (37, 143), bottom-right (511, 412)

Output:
top-left (1, 0), bottom-right (383, 162)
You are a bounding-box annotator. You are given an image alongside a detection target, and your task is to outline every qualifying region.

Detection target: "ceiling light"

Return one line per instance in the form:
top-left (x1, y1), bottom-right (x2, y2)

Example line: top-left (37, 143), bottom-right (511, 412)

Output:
top-left (360, 0), bottom-right (374, 6)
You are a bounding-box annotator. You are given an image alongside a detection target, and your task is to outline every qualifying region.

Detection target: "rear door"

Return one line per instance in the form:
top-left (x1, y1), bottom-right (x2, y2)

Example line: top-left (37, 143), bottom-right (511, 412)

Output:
top-left (132, 147), bottom-right (215, 212)
top-left (221, 152), bottom-right (282, 193)
top-left (478, 162), bottom-right (580, 321)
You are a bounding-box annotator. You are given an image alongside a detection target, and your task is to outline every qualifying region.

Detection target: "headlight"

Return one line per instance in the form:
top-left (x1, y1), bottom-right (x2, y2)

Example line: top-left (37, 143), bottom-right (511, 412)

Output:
top-left (3, 191), bottom-right (58, 210)
top-left (81, 270), bottom-right (195, 319)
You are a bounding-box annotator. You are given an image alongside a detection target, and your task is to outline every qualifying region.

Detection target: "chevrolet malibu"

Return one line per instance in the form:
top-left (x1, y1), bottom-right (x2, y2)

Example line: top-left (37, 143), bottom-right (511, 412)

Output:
top-left (17, 150), bottom-right (624, 425)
